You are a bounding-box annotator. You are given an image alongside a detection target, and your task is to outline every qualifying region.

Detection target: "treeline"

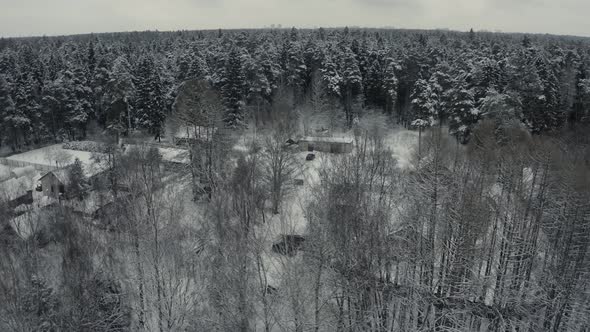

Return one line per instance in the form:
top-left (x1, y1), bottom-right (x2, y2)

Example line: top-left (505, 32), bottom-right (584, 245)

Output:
top-left (1, 28), bottom-right (590, 150)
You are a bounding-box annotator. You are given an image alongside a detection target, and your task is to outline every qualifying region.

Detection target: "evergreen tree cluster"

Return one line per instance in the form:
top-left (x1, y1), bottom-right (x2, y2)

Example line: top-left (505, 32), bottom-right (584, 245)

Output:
top-left (1, 28), bottom-right (589, 149)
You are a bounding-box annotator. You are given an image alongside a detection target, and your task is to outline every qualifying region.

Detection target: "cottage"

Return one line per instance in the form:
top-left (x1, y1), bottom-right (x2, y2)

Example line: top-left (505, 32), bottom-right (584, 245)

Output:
top-left (39, 162), bottom-right (108, 199)
top-left (298, 136), bottom-right (353, 154)
top-left (39, 169), bottom-right (69, 198)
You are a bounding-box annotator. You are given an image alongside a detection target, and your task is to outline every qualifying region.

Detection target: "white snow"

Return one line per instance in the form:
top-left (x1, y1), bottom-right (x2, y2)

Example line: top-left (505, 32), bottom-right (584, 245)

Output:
top-left (7, 144), bottom-right (102, 167)
top-left (0, 164), bottom-right (11, 181)
top-left (0, 176), bottom-right (34, 201)
top-left (300, 136), bottom-right (353, 144)
top-left (383, 129), bottom-right (419, 170)
top-left (124, 144), bottom-right (191, 165)
top-left (10, 166), bottom-right (35, 178)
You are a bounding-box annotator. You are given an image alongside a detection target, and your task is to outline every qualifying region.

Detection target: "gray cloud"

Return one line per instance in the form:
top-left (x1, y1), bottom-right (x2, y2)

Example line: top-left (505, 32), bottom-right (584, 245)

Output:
top-left (0, 0), bottom-right (588, 37)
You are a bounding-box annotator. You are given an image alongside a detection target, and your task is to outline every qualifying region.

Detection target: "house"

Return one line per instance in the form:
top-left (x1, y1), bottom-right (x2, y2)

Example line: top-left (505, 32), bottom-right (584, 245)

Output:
top-left (39, 162), bottom-right (108, 199)
top-left (298, 136), bottom-right (353, 154)
top-left (39, 169), bottom-right (69, 198)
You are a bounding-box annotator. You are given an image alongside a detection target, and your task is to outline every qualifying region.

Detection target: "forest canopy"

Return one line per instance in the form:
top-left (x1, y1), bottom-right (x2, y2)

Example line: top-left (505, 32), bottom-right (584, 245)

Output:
top-left (1, 27), bottom-right (589, 150)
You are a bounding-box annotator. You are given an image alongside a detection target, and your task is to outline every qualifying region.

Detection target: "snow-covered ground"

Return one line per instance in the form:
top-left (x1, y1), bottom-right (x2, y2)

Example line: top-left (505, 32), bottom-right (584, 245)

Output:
top-left (0, 175), bottom-right (35, 201)
top-left (249, 126), bottom-right (419, 288)
top-left (6, 144), bottom-right (101, 167)
top-left (0, 164), bottom-right (11, 181)
top-left (384, 129), bottom-right (419, 170)
top-left (124, 144), bottom-right (191, 165)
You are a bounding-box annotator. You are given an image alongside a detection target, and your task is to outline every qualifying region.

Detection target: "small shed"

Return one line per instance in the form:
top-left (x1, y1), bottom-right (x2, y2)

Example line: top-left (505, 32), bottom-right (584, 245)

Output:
top-left (298, 136), bottom-right (353, 154)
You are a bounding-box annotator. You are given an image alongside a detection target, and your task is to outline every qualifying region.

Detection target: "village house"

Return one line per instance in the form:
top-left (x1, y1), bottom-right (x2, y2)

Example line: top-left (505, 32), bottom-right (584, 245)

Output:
top-left (298, 136), bottom-right (353, 154)
top-left (39, 169), bottom-right (69, 198)
top-left (39, 162), bottom-right (108, 199)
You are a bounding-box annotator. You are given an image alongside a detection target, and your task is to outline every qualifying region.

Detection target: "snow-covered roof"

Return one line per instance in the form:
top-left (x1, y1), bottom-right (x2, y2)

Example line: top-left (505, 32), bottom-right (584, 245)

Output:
top-left (40, 161), bottom-right (108, 185)
top-left (0, 176), bottom-right (33, 201)
top-left (51, 169), bottom-right (70, 184)
top-left (300, 136), bottom-right (354, 144)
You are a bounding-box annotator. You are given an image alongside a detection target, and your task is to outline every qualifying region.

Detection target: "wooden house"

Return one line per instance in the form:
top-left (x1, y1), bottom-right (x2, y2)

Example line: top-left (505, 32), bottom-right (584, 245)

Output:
top-left (39, 169), bottom-right (68, 198)
top-left (39, 162), bottom-right (108, 199)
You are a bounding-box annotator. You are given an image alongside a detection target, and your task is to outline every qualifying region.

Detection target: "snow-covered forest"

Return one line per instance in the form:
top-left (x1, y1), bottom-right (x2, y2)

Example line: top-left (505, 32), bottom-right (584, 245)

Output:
top-left (1, 27), bottom-right (590, 331)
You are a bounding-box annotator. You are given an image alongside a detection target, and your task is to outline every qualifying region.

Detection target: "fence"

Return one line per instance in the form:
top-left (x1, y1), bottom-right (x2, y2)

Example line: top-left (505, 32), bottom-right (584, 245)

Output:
top-left (0, 157), bottom-right (57, 173)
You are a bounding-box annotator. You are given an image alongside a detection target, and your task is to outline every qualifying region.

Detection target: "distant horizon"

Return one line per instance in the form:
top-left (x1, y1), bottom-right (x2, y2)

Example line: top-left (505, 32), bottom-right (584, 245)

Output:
top-left (2, 25), bottom-right (589, 40)
top-left (1, 0), bottom-right (589, 39)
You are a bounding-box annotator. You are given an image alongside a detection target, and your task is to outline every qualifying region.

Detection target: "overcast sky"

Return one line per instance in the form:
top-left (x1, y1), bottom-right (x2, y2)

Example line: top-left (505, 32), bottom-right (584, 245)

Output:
top-left (1, 0), bottom-right (588, 38)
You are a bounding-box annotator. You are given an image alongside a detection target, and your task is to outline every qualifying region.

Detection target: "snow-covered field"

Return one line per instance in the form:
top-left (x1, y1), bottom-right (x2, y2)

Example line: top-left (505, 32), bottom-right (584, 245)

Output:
top-left (6, 144), bottom-right (99, 167)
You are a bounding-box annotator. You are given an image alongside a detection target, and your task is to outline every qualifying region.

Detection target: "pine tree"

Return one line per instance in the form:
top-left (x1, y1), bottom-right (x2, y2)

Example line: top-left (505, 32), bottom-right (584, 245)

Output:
top-left (448, 80), bottom-right (480, 142)
top-left (134, 56), bottom-right (165, 139)
top-left (222, 48), bottom-right (247, 127)
top-left (339, 47), bottom-right (363, 126)
top-left (364, 55), bottom-right (386, 110)
top-left (62, 66), bottom-right (93, 139)
top-left (536, 57), bottom-right (565, 130)
top-left (46, 51), bottom-right (64, 81)
top-left (0, 50), bottom-right (19, 78)
top-left (243, 51), bottom-right (271, 105)
top-left (254, 44), bottom-right (281, 102)
top-left (410, 78), bottom-right (438, 128)
top-left (479, 89), bottom-right (525, 143)
top-left (429, 62), bottom-right (453, 122)
top-left (68, 158), bottom-right (89, 200)
top-left (90, 57), bottom-right (111, 126)
top-left (321, 55), bottom-right (342, 98)
top-left (282, 40), bottom-right (307, 103)
top-left (469, 28), bottom-right (475, 41)
top-left (510, 54), bottom-right (545, 133)
top-left (187, 47), bottom-right (209, 81)
top-left (106, 56), bottom-right (135, 133)
top-left (0, 75), bottom-right (17, 149)
top-left (383, 58), bottom-right (399, 114)
top-left (41, 77), bottom-right (68, 143)
top-left (12, 74), bottom-right (37, 146)
top-left (176, 53), bottom-right (192, 82)
top-left (471, 57), bottom-right (503, 104)
top-left (87, 41), bottom-right (96, 75)
top-left (571, 63), bottom-right (588, 124)
top-left (576, 77), bottom-right (590, 123)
